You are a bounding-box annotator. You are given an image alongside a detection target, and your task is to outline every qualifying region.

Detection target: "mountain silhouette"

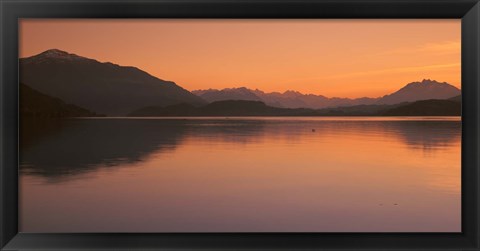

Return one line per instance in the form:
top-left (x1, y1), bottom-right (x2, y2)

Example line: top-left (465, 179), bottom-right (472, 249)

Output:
top-left (129, 103), bottom-right (198, 117)
top-left (193, 88), bottom-right (377, 109)
top-left (377, 79), bottom-right (460, 105)
top-left (382, 99), bottom-right (461, 116)
top-left (129, 98), bottom-right (460, 117)
top-left (20, 49), bottom-right (206, 116)
top-left (199, 100), bottom-right (311, 116)
top-left (129, 100), bottom-right (314, 116)
top-left (193, 79), bottom-right (460, 109)
top-left (20, 49), bottom-right (460, 115)
top-left (193, 87), bottom-right (263, 103)
top-left (449, 94), bottom-right (462, 102)
top-left (20, 83), bottom-right (100, 117)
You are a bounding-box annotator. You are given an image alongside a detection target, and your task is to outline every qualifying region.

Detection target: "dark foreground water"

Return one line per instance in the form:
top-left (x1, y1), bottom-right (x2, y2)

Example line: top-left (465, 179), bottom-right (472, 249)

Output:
top-left (19, 117), bottom-right (461, 232)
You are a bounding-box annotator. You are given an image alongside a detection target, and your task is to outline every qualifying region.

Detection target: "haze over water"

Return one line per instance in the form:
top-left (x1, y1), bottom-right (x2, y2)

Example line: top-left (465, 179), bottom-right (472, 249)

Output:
top-left (19, 117), bottom-right (461, 232)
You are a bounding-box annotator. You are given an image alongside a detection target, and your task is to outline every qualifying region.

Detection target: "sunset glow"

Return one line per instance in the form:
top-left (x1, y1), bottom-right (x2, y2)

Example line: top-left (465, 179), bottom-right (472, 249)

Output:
top-left (19, 19), bottom-right (460, 98)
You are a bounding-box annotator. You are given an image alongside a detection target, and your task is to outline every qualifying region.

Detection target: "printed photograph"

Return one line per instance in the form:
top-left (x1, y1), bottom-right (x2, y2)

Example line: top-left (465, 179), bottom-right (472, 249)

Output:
top-left (19, 19), bottom-right (461, 232)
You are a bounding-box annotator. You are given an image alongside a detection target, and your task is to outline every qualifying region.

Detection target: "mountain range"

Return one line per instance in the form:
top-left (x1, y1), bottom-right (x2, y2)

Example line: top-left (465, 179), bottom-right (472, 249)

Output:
top-left (20, 49), bottom-right (461, 117)
top-left (20, 49), bottom-right (205, 116)
top-left (193, 79), bottom-right (460, 109)
top-left (128, 98), bottom-right (461, 117)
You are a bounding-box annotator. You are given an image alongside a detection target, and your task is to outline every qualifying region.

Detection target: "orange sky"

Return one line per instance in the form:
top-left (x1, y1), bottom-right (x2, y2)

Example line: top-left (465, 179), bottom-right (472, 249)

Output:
top-left (19, 19), bottom-right (460, 98)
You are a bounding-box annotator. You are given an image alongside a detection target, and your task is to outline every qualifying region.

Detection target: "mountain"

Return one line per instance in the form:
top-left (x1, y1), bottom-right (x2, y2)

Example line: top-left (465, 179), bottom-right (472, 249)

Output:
top-left (20, 83), bottom-right (100, 117)
top-left (192, 87), bottom-right (263, 103)
top-left (199, 100), bottom-right (311, 116)
top-left (129, 103), bottom-right (198, 117)
top-left (377, 79), bottom-right (460, 105)
top-left (21, 50), bottom-right (460, 115)
top-left (128, 100), bottom-right (315, 117)
top-left (449, 94), bottom-right (462, 102)
top-left (129, 97), bottom-right (460, 117)
top-left (20, 49), bottom-right (206, 116)
top-left (193, 88), bottom-right (377, 109)
top-left (382, 99), bottom-right (461, 116)
top-left (192, 79), bottom-right (460, 109)
top-left (315, 104), bottom-right (398, 116)
top-left (253, 89), bottom-right (328, 108)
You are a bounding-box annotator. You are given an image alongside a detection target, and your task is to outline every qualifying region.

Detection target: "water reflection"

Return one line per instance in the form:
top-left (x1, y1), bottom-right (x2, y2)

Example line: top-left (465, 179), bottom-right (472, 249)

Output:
top-left (21, 118), bottom-right (189, 180)
top-left (19, 117), bottom-right (461, 232)
top-left (20, 117), bottom-right (460, 181)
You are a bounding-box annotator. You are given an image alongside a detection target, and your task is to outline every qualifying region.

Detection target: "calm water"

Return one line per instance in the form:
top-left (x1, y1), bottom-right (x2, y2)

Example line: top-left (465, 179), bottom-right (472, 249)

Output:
top-left (19, 117), bottom-right (461, 232)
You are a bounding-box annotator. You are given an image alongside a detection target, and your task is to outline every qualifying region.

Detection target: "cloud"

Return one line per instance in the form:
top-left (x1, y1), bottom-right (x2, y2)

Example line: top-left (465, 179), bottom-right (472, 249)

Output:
top-left (379, 41), bottom-right (460, 56)
top-left (288, 63), bottom-right (460, 83)
top-left (326, 63), bottom-right (460, 79)
top-left (420, 41), bottom-right (460, 54)
top-left (339, 63), bottom-right (460, 78)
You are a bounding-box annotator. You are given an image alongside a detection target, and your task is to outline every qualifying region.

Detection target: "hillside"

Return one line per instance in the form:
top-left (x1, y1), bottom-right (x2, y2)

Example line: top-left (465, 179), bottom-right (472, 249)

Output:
top-left (128, 103), bottom-right (198, 117)
top-left (20, 83), bottom-right (100, 117)
top-left (129, 98), bottom-right (461, 117)
top-left (20, 49), bottom-right (206, 116)
top-left (129, 100), bottom-right (314, 117)
top-left (449, 95), bottom-right (462, 102)
top-left (382, 99), bottom-right (461, 116)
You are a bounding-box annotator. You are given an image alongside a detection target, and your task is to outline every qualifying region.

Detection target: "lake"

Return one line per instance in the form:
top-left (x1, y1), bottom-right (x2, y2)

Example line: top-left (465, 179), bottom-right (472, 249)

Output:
top-left (19, 117), bottom-right (461, 232)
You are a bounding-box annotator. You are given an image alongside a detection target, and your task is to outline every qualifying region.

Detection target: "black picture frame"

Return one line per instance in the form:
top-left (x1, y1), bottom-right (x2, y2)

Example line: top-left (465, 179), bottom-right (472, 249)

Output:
top-left (1, 0), bottom-right (479, 250)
